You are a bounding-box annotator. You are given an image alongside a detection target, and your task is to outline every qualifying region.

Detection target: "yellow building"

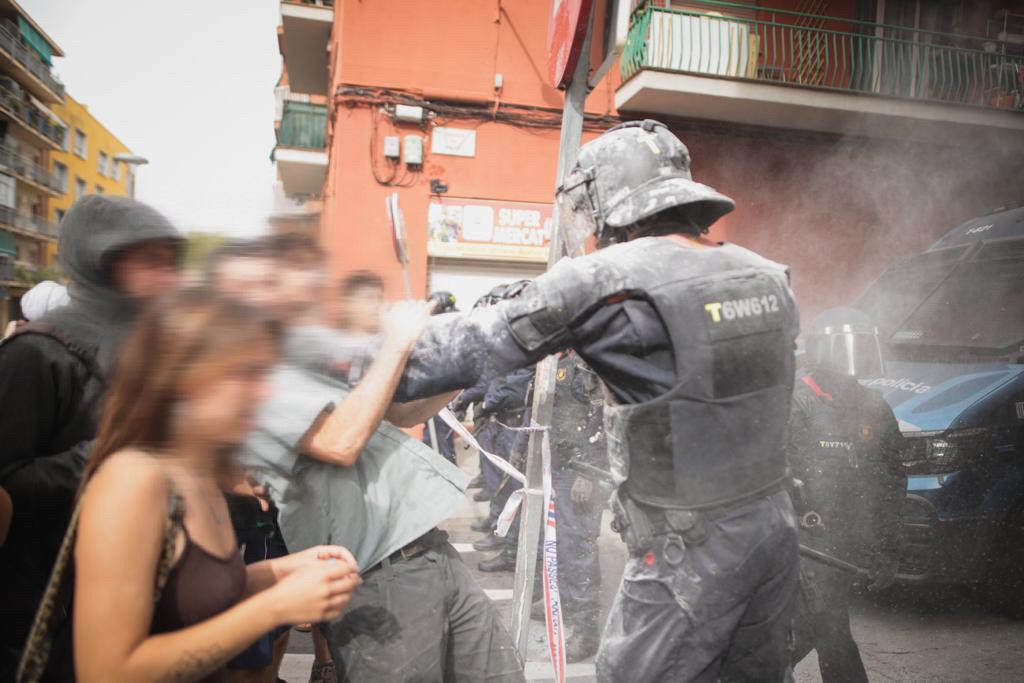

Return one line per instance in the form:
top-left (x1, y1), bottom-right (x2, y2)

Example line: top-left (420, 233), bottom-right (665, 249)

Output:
top-left (49, 93), bottom-right (133, 225)
top-left (0, 0), bottom-right (67, 328)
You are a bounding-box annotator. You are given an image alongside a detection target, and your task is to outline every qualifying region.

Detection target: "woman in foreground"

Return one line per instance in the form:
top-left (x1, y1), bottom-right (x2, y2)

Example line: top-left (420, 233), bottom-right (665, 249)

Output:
top-left (73, 289), bottom-right (361, 683)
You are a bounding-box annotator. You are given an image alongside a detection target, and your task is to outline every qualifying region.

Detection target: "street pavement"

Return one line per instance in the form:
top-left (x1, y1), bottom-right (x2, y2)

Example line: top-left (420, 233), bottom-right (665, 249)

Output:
top-left (281, 441), bottom-right (1024, 682)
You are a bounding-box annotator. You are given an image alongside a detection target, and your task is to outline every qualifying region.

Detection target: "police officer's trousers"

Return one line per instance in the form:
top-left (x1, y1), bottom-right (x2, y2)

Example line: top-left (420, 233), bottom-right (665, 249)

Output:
top-left (596, 490), bottom-right (798, 683)
top-left (791, 564), bottom-right (868, 683)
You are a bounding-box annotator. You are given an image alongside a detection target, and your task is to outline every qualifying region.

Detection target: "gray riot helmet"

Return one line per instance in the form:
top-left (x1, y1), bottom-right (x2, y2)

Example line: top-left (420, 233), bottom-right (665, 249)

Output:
top-left (501, 279), bottom-right (531, 300)
top-left (556, 119), bottom-right (735, 253)
top-left (474, 283), bottom-right (509, 309)
top-left (427, 290), bottom-right (458, 314)
top-left (805, 307), bottom-right (886, 379)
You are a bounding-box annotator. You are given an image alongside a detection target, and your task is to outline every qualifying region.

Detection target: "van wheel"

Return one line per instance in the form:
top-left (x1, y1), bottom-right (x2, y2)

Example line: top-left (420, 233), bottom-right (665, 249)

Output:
top-left (985, 505), bottom-right (1024, 619)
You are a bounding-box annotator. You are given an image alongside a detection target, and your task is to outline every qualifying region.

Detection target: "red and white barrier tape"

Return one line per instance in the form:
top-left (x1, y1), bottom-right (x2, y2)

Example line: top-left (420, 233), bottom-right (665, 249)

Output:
top-left (437, 408), bottom-right (567, 681)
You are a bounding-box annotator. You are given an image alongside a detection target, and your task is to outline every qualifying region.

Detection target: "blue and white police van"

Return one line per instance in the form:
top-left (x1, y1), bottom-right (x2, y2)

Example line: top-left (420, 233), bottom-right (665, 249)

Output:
top-left (854, 202), bottom-right (1024, 615)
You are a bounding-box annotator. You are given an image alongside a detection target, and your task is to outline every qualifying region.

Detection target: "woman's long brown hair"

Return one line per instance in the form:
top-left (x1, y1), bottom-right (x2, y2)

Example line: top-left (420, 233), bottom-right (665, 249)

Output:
top-left (83, 287), bottom-right (280, 485)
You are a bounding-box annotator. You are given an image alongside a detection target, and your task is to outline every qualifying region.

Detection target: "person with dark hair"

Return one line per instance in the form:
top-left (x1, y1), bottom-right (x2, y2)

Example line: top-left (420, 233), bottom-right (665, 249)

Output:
top-left (788, 308), bottom-right (906, 683)
top-left (242, 248), bottom-right (524, 681)
top-left (206, 239), bottom-right (311, 683)
top-left (337, 269), bottom-right (385, 337)
top-left (0, 195), bottom-right (185, 680)
top-left (394, 120), bottom-right (801, 682)
top-left (267, 231), bottom-right (326, 264)
top-left (72, 288), bottom-right (360, 683)
top-left (205, 240), bottom-right (279, 312)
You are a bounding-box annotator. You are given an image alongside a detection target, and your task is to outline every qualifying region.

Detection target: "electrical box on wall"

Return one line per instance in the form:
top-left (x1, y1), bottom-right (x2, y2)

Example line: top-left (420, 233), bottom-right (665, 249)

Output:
top-left (383, 136), bottom-right (401, 159)
top-left (403, 135), bottom-right (423, 165)
top-left (394, 105), bottom-right (425, 123)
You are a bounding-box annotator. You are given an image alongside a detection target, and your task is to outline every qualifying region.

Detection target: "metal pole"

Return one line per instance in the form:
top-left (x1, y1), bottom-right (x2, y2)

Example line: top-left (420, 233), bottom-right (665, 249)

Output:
top-left (510, 9), bottom-right (595, 657)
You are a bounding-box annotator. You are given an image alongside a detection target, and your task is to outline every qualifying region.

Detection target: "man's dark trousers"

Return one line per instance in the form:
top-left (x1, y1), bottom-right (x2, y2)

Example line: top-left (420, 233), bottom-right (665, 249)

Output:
top-left (321, 530), bottom-right (524, 682)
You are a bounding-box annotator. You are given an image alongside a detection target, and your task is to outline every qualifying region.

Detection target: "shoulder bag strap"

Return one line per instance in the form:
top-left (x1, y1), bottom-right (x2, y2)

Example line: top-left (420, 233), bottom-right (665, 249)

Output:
top-left (16, 482), bottom-right (186, 683)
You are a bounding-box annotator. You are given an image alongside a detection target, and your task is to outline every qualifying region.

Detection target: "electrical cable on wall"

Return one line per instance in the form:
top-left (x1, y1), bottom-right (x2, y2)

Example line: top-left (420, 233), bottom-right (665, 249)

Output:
top-left (337, 86), bottom-right (621, 133)
top-left (369, 105), bottom-right (424, 188)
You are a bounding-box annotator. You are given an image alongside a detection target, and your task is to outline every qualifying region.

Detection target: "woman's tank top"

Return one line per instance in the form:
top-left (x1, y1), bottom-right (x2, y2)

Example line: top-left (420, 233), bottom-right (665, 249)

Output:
top-left (150, 522), bottom-right (246, 681)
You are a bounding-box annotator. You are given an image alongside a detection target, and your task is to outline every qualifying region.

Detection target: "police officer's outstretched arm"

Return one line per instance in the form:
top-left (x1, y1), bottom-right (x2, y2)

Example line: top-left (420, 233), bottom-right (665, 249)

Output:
top-left (395, 256), bottom-right (603, 402)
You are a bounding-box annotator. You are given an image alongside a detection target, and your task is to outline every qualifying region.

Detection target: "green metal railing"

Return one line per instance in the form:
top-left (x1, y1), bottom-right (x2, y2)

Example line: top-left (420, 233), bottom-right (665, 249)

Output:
top-left (0, 144), bottom-right (62, 193)
top-left (0, 205), bottom-right (57, 238)
top-left (622, 1), bottom-right (1024, 112)
top-left (276, 101), bottom-right (327, 149)
top-left (0, 20), bottom-right (64, 99)
top-left (0, 81), bottom-right (67, 147)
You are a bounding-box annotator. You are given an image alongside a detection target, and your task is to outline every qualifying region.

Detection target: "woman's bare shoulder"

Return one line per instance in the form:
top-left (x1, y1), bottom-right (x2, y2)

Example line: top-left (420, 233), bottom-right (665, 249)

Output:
top-left (82, 449), bottom-right (172, 510)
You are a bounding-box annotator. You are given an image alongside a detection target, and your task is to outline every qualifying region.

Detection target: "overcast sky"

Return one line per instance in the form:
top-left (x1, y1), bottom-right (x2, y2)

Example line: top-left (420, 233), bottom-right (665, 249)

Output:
top-left (22, 0), bottom-right (281, 237)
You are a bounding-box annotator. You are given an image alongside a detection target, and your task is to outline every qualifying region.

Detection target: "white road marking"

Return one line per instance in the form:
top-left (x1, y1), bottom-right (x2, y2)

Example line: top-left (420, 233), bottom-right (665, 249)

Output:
top-left (485, 588), bottom-right (514, 601)
top-left (525, 660), bottom-right (597, 680)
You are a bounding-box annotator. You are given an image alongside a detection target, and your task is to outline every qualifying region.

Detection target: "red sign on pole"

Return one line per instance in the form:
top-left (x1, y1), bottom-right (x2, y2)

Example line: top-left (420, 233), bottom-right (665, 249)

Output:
top-left (546, 0), bottom-right (595, 89)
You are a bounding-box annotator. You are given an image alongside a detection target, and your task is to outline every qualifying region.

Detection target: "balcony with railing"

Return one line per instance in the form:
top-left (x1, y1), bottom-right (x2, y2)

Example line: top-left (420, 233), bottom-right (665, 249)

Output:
top-left (0, 204), bottom-right (57, 239)
top-left (0, 253), bottom-right (13, 282)
top-left (279, 0), bottom-right (333, 96)
top-left (0, 79), bottom-right (65, 149)
top-left (273, 101), bottom-right (327, 198)
top-left (617, 1), bottom-right (1024, 140)
top-left (0, 19), bottom-right (64, 103)
top-left (0, 143), bottom-right (61, 194)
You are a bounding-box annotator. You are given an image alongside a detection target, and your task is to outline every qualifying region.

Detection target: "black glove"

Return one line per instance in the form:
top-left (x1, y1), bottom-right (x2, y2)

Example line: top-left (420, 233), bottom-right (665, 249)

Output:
top-left (868, 551), bottom-right (899, 591)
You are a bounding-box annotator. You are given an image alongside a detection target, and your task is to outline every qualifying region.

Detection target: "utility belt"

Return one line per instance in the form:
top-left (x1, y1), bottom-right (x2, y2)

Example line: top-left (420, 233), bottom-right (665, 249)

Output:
top-left (610, 482), bottom-right (785, 555)
top-left (373, 528), bottom-right (448, 571)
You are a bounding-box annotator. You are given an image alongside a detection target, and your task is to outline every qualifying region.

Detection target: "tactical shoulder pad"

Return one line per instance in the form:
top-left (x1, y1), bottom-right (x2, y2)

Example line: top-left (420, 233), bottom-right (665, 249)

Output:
top-left (501, 251), bottom-right (630, 353)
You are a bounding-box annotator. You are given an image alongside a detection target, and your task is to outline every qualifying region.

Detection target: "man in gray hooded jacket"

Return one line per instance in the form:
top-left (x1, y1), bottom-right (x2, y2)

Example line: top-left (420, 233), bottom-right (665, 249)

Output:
top-left (0, 195), bottom-right (182, 680)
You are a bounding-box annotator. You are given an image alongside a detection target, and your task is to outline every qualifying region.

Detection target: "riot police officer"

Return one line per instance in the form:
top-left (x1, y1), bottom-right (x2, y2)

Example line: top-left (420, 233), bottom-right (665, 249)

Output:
top-left (395, 119), bottom-right (800, 682)
top-left (534, 350), bottom-right (609, 662)
top-left (788, 307), bottom-right (906, 683)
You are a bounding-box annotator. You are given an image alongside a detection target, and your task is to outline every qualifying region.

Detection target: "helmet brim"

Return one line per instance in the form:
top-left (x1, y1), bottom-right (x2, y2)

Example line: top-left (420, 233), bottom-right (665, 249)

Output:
top-left (604, 176), bottom-right (735, 232)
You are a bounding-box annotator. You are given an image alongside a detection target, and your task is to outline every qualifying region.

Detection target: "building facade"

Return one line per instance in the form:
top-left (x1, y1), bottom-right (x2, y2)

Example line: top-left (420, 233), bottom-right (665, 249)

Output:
top-left (279, 0), bottom-right (1023, 318)
top-left (49, 93), bottom-right (133, 226)
top-left (270, 62), bottom-right (325, 234)
top-left (0, 0), bottom-right (66, 328)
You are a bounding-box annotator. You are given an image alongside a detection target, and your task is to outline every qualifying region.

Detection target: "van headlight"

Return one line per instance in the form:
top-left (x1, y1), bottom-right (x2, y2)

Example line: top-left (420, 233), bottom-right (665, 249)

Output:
top-left (904, 427), bottom-right (989, 474)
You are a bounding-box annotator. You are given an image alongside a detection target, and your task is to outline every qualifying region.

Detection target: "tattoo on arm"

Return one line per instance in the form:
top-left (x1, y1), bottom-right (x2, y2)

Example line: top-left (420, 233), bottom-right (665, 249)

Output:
top-left (157, 644), bottom-right (227, 683)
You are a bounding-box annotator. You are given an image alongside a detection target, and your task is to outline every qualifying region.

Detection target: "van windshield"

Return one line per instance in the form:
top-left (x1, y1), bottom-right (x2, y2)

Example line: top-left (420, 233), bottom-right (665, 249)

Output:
top-left (857, 245), bottom-right (1024, 355)
top-left (856, 247), bottom-right (966, 339)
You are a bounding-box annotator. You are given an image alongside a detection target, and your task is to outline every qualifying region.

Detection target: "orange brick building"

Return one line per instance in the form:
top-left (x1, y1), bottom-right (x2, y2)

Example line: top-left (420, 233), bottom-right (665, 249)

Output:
top-left (276, 0), bottom-right (1024, 319)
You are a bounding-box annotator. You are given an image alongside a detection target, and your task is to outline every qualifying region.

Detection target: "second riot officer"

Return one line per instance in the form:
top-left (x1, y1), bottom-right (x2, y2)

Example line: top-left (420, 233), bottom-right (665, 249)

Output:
top-left (788, 307), bottom-right (907, 683)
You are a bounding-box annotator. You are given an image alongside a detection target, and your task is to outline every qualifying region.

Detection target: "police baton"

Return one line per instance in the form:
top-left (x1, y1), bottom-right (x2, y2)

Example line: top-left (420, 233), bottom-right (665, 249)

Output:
top-left (799, 545), bottom-right (871, 577)
top-left (566, 460), bottom-right (615, 485)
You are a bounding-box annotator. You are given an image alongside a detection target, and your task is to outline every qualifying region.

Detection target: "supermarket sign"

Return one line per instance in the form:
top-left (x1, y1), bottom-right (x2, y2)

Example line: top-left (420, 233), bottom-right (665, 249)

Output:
top-left (427, 197), bottom-right (552, 262)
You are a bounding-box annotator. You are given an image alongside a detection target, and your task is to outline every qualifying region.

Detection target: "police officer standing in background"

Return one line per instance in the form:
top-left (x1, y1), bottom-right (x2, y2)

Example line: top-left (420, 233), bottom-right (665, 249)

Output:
top-left (788, 307), bottom-right (907, 682)
top-left (530, 350), bottom-right (609, 662)
top-left (395, 120), bottom-right (801, 682)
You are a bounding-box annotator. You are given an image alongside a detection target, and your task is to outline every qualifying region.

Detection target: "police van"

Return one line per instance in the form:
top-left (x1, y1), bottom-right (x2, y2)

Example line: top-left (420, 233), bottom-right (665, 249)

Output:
top-left (854, 202), bottom-right (1024, 615)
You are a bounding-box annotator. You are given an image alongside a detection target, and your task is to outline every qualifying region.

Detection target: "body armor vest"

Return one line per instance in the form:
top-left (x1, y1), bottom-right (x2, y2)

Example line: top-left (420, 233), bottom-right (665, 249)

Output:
top-left (506, 237), bottom-right (799, 510)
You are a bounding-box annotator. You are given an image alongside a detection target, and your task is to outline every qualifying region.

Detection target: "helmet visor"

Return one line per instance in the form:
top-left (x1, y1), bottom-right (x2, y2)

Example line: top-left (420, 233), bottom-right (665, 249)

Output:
top-left (555, 180), bottom-right (599, 257)
top-left (809, 327), bottom-right (885, 378)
